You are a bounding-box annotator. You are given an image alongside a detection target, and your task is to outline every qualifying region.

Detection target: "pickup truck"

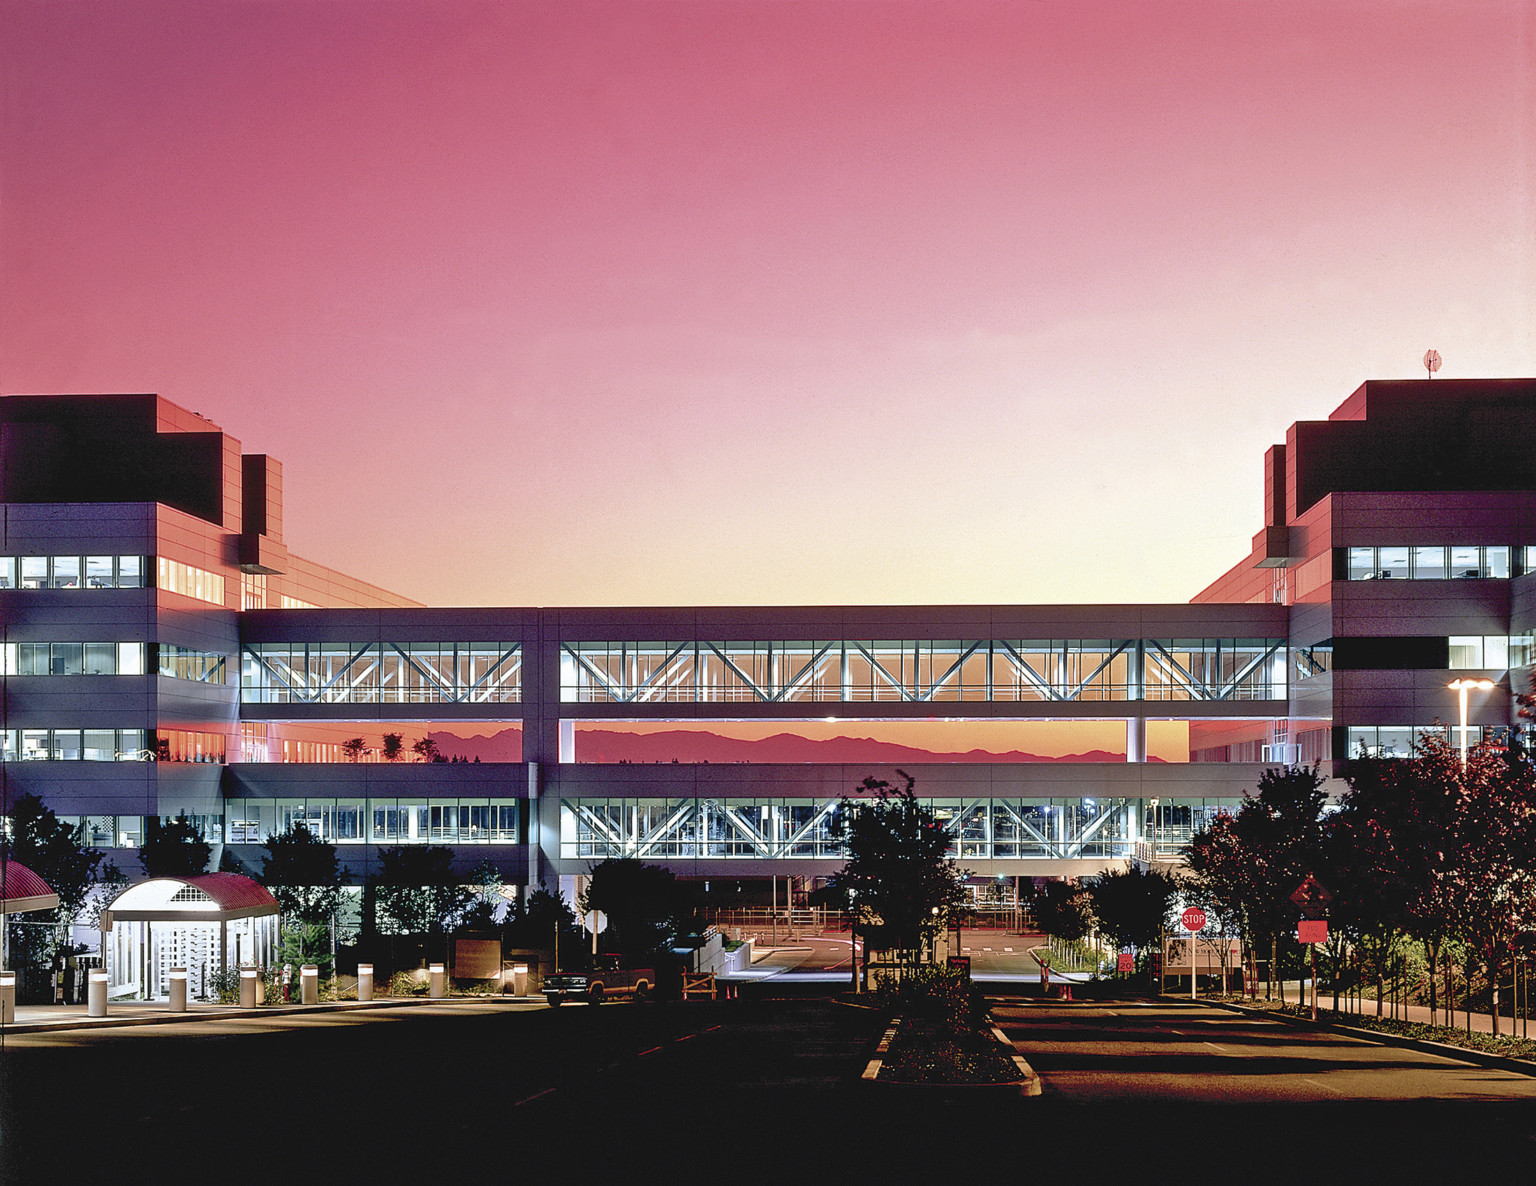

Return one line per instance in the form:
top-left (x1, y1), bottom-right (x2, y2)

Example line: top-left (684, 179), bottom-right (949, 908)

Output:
top-left (544, 954), bottom-right (655, 1006)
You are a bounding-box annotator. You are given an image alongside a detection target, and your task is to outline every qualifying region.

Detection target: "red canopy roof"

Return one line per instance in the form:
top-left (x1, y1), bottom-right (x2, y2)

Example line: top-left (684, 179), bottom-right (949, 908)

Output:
top-left (103, 873), bottom-right (279, 921)
top-left (180, 873), bottom-right (278, 912)
top-left (1, 860), bottom-right (61, 912)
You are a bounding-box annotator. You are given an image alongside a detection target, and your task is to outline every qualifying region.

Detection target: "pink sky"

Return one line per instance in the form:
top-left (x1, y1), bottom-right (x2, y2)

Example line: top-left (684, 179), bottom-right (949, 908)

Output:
top-left (3, 1), bottom-right (1532, 607)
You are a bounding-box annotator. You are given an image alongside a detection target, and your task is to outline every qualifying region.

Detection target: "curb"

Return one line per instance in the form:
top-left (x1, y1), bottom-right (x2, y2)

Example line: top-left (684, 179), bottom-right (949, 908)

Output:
top-left (0, 994), bottom-right (536, 1035)
top-left (859, 1011), bottom-right (1041, 1097)
top-left (1209, 1000), bottom-right (1536, 1078)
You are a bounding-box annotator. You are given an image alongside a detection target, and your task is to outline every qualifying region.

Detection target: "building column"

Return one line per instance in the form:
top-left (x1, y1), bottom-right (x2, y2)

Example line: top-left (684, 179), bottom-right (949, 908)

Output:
top-left (1126, 716), bottom-right (1147, 763)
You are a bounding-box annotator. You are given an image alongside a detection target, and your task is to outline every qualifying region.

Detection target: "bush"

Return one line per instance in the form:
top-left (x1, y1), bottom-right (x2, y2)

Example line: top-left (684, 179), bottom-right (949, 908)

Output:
top-left (873, 966), bottom-right (979, 1032)
top-left (208, 968), bottom-right (242, 1005)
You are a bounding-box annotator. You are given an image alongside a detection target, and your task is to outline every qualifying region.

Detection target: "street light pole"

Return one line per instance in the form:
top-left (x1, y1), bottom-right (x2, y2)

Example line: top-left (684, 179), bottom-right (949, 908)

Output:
top-left (1448, 678), bottom-right (1496, 766)
top-left (848, 889), bottom-right (858, 994)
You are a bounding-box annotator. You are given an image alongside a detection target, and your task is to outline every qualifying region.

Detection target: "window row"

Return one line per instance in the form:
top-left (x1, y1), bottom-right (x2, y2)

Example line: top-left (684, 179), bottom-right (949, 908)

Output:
top-left (158, 557), bottom-right (226, 605)
top-left (559, 639), bottom-right (1287, 704)
top-left (225, 798), bottom-right (520, 845)
top-left (1449, 636), bottom-right (1517, 670)
top-left (0, 554), bottom-right (145, 590)
top-left (1, 642), bottom-right (146, 676)
top-left (241, 642), bottom-right (522, 703)
top-left (0, 729), bottom-right (151, 761)
top-left (560, 795), bottom-right (1229, 861)
top-left (157, 729), bottom-right (227, 764)
top-left (1346, 545), bottom-right (1510, 581)
top-left (159, 645), bottom-right (227, 683)
top-left (1345, 723), bottom-right (1510, 759)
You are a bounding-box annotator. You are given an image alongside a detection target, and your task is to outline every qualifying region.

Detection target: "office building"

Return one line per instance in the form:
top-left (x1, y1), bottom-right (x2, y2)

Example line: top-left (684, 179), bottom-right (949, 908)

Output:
top-left (2, 381), bottom-right (1532, 909)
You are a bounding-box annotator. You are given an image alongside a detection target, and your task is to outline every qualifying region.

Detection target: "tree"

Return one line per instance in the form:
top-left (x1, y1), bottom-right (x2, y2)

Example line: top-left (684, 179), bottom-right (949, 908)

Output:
top-left (373, 846), bottom-right (473, 935)
top-left (411, 737), bottom-right (442, 763)
top-left (460, 857), bottom-right (505, 930)
top-left (341, 737), bottom-right (366, 763)
top-left (3, 793), bottom-right (103, 914)
top-left (138, 812), bottom-right (212, 877)
top-left (579, 859), bottom-right (694, 960)
top-left (1188, 766), bottom-right (1327, 1001)
top-left (1328, 745), bottom-right (1461, 1017)
top-left (828, 771), bottom-right (965, 962)
top-left (503, 884), bottom-right (583, 963)
top-left (2, 794), bottom-right (105, 994)
top-left (381, 732), bottom-right (405, 762)
top-left (1032, 879), bottom-right (1095, 942)
top-left (1443, 741), bottom-right (1536, 1036)
top-left (260, 823), bottom-right (343, 927)
top-left (1086, 865), bottom-right (1179, 958)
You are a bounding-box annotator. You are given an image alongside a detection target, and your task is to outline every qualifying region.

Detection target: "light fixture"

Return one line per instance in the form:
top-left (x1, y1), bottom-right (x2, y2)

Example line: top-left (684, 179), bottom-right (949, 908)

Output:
top-left (1448, 678), bottom-right (1496, 766)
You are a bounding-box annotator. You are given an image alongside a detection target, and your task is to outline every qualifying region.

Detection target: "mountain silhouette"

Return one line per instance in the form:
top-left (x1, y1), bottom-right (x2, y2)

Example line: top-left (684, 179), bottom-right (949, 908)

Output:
top-left (570, 727), bottom-right (1142, 764)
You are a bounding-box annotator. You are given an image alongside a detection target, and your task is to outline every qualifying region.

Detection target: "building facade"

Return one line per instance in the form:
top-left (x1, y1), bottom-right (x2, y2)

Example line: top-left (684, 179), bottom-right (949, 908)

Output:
top-left (3, 381), bottom-right (1533, 907)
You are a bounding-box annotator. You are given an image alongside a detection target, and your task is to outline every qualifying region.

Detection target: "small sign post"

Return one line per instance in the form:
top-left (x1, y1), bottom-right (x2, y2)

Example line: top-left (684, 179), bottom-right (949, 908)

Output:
top-left (1181, 907), bottom-right (1207, 999)
top-left (1291, 874), bottom-right (1333, 1021)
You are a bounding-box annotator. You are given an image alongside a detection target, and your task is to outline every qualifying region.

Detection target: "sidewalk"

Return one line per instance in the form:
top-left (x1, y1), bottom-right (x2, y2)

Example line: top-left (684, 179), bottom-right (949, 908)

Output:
top-left (1, 993), bottom-right (542, 1034)
top-left (1231, 986), bottom-right (1536, 1040)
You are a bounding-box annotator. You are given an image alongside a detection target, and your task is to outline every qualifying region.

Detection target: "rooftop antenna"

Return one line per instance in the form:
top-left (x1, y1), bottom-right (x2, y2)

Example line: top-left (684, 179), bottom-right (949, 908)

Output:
top-left (1423, 349), bottom-right (1442, 379)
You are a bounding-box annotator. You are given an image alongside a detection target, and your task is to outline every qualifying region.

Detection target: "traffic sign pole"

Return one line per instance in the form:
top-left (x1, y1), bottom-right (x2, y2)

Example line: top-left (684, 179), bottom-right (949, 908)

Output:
top-left (1181, 907), bottom-right (1206, 1000)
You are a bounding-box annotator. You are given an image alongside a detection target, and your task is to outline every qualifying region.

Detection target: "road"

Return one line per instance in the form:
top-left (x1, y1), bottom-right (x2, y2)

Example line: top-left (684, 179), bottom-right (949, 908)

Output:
top-left (992, 998), bottom-right (1536, 1174)
top-left (994, 999), bottom-right (1536, 1102)
top-left (8, 994), bottom-right (1536, 1182)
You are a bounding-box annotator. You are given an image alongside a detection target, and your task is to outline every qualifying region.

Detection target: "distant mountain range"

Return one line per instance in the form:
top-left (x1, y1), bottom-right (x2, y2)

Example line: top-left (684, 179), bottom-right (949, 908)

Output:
top-left (424, 724), bottom-right (1164, 764)
top-left (426, 728), bottom-right (524, 763)
top-left (565, 727), bottom-right (1142, 765)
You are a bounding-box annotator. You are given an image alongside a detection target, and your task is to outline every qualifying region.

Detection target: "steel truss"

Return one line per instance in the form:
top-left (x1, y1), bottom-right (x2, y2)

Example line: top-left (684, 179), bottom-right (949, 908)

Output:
top-left (560, 638), bottom-right (1285, 704)
top-left (241, 642), bottom-right (522, 704)
top-left (560, 795), bottom-right (1204, 861)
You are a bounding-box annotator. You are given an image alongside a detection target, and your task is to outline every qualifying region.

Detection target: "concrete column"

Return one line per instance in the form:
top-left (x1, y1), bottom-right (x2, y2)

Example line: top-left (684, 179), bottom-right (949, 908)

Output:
top-left (238, 966), bottom-right (259, 1008)
top-left (300, 964), bottom-right (318, 1005)
top-left (0, 971), bottom-right (15, 1022)
top-left (168, 967), bottom-right (188, 1013)
top-left (87, 970), bottom-right (108, 1017)
top-left (1127, 716), bottom-right (1147, 763)
top-left (357, 963), bottom-right (374, 1002)
top-left (527, 762), bottom-right (542, 891)
top-left (511, 964), bottom-right (528, 997)
top-left (429, 963), bottom-right (446, 999)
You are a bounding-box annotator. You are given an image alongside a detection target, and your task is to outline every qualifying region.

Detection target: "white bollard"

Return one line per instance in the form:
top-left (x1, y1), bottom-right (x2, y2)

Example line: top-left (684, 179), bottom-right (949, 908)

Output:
top-left (0, 971), bottom-right (16, 1023)
top-left (168, 967), bottom-right (188, 1012)
top-left (429, 963), bottom-right (446, 999)
top-left (88, 969), bottom-right (108, 1017)
top-left (239, 966), bottom-right (259, 1008)
top-left (300, 964), bottom-right (318, 1005)
top-left (357, 963), bottom-right (374, 1002)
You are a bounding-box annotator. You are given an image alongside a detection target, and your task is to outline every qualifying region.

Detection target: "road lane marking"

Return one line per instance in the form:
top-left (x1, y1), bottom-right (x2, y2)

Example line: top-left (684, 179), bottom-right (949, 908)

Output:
top-left (638, 1046), bottom-right (662, 1056)
top-left (1205, 1042), bottom-right (1225, 1053)
top-left (513, 1087), bottom-right (556, 1107)
top-left (674, 1033), bottom-right (696, 1042)
top-left (1303, 1077), bottom-right (1344, 1095)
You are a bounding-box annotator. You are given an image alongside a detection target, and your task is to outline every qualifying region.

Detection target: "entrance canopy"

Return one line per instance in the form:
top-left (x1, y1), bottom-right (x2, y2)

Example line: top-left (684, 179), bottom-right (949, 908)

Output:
top-left (101, 874), bottom-right (280, 1001)
top-left (1, 860), bottom-right (60, 914)
top-left (102, 873), bottom-right (277, 925)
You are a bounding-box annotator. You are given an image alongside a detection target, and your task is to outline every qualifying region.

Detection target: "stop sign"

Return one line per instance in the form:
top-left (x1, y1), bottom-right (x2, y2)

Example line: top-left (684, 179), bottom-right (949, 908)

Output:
top-left (1181, 907), bottom-right (1207, 932)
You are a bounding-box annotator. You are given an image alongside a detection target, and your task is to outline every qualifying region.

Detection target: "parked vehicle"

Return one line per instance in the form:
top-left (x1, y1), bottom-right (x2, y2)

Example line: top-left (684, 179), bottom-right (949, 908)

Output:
top-left (543, 954), bottom-right (654, 1006)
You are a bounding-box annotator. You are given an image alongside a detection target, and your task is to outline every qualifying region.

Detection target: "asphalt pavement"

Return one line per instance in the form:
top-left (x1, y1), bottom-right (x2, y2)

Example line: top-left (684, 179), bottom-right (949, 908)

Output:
top-left (9, 968), bottom-right (1536, 1182)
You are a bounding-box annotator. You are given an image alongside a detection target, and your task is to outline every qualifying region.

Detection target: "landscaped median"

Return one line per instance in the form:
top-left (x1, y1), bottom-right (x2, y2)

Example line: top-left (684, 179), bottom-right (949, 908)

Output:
top-left (1210, 997), bottom-right (1536, 1077)
top-left (859, 967), bottom-right (1040, 1096)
